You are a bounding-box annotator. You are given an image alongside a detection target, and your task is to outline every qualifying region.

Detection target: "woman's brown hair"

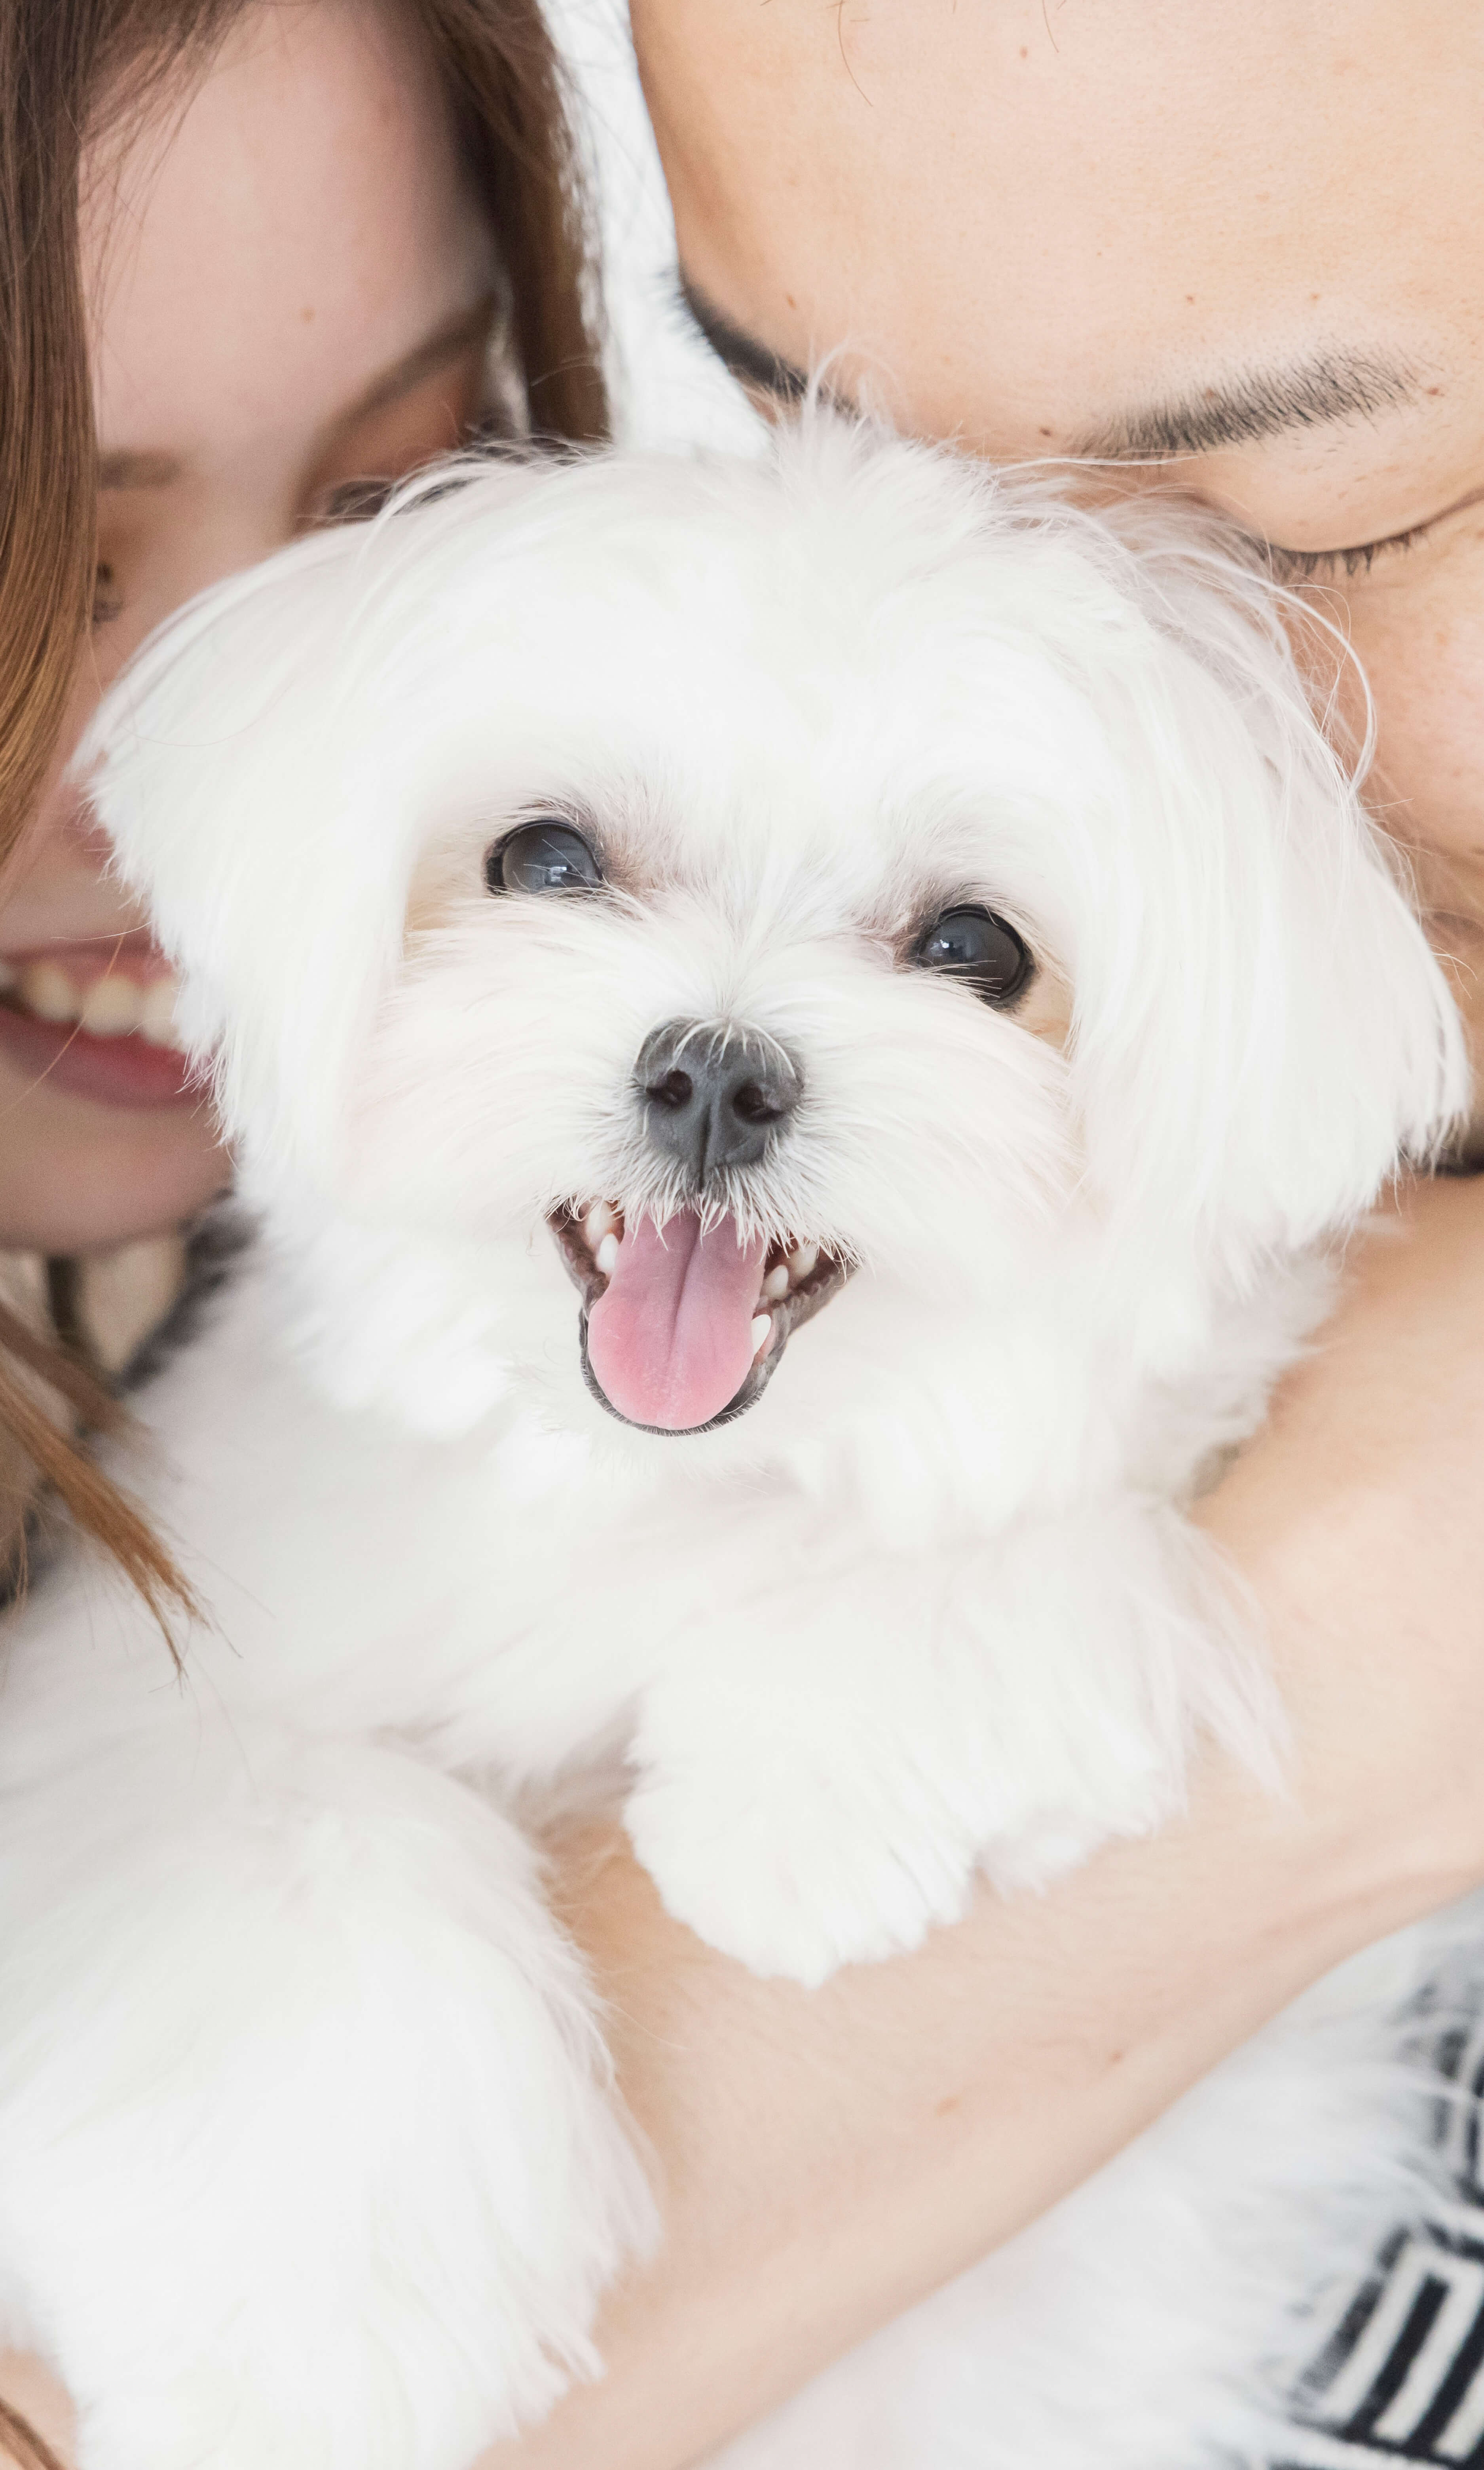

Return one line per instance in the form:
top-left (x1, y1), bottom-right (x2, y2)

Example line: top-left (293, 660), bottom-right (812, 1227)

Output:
top-left (0, 2393), bottom-right (67, 2470)
top-left (0, 0), bottom-right (607, 1617)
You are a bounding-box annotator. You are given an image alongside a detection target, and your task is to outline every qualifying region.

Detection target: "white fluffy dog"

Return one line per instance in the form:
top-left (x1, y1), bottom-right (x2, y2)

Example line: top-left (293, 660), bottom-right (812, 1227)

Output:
top-left (0, 421), bottom-right (1470, 2470)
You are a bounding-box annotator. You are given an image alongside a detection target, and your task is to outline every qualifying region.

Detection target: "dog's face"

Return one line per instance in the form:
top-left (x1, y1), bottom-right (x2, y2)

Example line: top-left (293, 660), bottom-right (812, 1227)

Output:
top-left (357, 679), bottom-right (1074, 1446)
top-left (86, 424), bottom-right (1464, 1464)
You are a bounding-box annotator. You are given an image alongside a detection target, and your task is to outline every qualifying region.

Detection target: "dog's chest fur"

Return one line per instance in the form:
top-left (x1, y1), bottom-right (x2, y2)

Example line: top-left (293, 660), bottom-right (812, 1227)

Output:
top-left (91, 1216), bottom-right (1320, 1807)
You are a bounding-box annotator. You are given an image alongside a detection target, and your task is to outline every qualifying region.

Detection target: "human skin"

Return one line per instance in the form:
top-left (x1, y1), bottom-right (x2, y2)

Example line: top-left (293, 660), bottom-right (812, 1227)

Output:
top-left (9, 4), bottom-right (1484, 2464)
top-left (0, 0), bottom-right (497, 1254)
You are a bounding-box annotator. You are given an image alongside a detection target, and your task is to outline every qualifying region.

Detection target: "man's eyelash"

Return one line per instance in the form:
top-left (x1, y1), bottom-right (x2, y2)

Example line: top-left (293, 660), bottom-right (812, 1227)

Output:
top-left (1264, 523), bottom-right (1426, 584)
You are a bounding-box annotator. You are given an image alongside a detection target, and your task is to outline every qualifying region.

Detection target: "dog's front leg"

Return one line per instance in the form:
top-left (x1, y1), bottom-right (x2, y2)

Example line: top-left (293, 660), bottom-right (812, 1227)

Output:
top-left (624, 1615), bottom-right (991, 1987)
top-left (624, 1503), bottom-right (1279, 1987)
top-left (0, 1725), bottom-right (653, 2470)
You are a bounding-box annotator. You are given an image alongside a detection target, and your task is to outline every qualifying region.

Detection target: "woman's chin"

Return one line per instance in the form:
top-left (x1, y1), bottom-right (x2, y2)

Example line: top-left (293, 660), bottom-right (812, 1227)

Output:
top-left (0, 1054), bottom-right (229, 1254)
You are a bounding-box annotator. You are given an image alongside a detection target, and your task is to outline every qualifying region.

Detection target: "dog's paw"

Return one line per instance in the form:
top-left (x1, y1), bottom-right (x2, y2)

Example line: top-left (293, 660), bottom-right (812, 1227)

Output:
top-left (624, 1752), bottom-right (977, 1986)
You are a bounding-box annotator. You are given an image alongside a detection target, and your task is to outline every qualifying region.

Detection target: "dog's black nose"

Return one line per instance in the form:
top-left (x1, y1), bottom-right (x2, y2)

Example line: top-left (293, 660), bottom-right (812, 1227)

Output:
top-left (636, 1019), bottom-right (802, 1186)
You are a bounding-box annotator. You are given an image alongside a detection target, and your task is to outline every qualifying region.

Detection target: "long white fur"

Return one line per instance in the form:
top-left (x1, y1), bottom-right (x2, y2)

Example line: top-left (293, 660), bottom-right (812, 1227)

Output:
top-left (0, 417), bottom-right (1470, 2469)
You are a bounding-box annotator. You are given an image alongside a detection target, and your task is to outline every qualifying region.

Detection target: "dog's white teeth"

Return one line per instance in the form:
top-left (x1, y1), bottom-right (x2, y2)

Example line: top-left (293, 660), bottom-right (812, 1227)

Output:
top-left (594, 1232), bottom-right (620, 1277)
top-left (584, 1200), bottom-right (619, 1248)
top-left (750, 1312), bottom-right (772, 1358)
top-left (760, 1244), bottom-right (821, 1304)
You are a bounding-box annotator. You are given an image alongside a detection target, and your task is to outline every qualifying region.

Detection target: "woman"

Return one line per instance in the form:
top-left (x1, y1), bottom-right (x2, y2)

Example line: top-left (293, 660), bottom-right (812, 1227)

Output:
top-left (6, 5), bottom-right (1484, 2468)
top-left (0, 0), bottom-right (602, 2455)
top-left (0, 0), bottom-right (601, 1586)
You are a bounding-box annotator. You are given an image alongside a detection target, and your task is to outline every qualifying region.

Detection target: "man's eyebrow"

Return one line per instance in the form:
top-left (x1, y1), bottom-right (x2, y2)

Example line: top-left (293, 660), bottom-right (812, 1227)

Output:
top-left (1074, 350), bottom-right (1423, 461)
top-left (675, 275), bottom-right (810, 403)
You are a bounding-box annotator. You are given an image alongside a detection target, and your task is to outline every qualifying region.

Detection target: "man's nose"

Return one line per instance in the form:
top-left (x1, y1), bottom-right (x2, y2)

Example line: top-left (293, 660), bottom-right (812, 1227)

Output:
top-left (635, 1018), bottom-right (803, 1186)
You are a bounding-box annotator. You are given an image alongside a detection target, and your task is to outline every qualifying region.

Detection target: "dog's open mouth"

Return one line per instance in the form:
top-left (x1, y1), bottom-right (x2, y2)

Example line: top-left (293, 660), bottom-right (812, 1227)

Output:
top-left (548, 1202), bottom-right (848, 1434)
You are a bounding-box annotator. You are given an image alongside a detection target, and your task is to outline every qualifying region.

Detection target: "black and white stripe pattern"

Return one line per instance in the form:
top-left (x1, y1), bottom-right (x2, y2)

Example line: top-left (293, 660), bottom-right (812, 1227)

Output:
top-left (1275, 2010), bottom-right (1484, 2468)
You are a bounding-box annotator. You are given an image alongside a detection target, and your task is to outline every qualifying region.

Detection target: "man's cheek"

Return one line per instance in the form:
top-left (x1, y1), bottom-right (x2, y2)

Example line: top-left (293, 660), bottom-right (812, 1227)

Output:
top-left (1348, 528), bottom-right (1484, 858)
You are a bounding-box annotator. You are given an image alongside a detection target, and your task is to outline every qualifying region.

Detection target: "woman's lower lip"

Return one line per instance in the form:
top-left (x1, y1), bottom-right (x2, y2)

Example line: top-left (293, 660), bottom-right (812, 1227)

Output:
top-left (0, 1001), bottom-right (203, 1113)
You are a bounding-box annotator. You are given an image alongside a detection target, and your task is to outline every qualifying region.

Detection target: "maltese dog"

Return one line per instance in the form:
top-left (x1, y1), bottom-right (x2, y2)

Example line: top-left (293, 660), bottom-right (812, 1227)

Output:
top-left (0, 419), bottom-right (1468, 2470)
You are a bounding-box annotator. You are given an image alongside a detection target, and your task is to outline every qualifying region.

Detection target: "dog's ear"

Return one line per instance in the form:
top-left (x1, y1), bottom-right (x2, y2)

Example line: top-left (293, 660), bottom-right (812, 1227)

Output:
top-left (80, 525), bottom-right (403, 1203)
top-left (1056, 518), bottom-right (1468, 1272)
top-left (79, 462), bottom-right (545, 1206)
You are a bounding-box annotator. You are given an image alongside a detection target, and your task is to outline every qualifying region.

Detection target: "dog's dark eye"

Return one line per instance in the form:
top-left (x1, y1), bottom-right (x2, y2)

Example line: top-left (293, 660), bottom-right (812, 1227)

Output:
top-left (486, 821), bottom-right (602, 896)
top-left (914, 904), bottom-right (1033, 1007)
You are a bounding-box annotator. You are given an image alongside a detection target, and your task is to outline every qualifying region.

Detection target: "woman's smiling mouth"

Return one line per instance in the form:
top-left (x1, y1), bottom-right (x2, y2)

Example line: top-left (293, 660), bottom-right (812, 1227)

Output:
top-left (0, 936), bottom-right (198, 1112)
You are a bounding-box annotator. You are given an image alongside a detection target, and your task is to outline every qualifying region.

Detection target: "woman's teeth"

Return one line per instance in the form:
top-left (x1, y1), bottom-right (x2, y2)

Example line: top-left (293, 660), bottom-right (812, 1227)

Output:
top-left (0, 958), bottom-right (182, 1046)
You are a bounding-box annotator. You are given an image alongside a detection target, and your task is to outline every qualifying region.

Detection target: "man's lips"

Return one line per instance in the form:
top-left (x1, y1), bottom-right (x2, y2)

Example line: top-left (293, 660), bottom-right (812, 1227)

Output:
top-left (0, 938), bottom-right (198, 1113)
top-left (550, 1201), bottom-right (848, 1434)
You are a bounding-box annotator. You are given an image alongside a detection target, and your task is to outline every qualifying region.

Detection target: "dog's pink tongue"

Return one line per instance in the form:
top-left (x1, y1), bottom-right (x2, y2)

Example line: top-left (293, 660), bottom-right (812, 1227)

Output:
top-left (586, 1210), bottom-right (766, 1431)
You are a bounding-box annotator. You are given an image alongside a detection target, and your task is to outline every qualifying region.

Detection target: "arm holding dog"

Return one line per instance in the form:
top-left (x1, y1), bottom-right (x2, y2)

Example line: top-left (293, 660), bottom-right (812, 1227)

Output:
top-left (476, 1174), bottom-right (1484, 2470)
